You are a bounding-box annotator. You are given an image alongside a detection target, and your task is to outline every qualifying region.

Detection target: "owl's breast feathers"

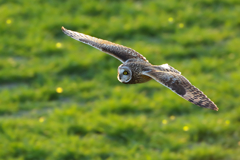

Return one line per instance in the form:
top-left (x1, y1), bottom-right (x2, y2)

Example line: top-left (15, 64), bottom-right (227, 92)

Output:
top-left (123, 60), bottom-right (152, 84)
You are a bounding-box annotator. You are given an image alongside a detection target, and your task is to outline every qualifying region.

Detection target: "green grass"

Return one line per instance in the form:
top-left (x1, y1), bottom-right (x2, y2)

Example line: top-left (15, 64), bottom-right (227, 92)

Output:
top-left (1, 0), bottom-right (240, 159)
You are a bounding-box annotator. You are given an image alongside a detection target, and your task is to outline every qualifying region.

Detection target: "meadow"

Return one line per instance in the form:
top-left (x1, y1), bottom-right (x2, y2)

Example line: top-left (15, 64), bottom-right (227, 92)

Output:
top-left (0, 0), bottom-right (240, 159)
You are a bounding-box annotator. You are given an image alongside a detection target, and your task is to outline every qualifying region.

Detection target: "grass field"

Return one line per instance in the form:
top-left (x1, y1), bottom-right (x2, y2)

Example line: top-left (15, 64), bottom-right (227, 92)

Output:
top-left (1, 0), bottom-right (240, 159)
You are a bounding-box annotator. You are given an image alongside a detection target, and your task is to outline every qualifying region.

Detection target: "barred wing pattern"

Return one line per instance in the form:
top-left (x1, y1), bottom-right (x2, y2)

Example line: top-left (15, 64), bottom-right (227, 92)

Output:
top-left (62, 27), bottom-right (148, 63)
top-left (143, 68), bottom-right (218, 111)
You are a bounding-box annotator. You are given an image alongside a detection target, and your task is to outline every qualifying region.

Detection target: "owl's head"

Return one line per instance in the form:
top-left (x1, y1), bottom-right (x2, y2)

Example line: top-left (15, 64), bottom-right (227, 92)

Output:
top-left (117, 65), bottom-right (132, 83)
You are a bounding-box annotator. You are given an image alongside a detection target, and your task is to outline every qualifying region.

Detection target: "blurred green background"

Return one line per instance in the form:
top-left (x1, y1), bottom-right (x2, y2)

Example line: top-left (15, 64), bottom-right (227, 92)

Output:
top-left (1, 0), bottom-right (240, 159)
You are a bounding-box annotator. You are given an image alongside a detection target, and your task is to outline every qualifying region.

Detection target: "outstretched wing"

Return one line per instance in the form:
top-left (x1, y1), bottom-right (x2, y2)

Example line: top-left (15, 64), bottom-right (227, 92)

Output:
top-left (62, 27), bottom-right (148, 63)
top-left (142, 66), bottom-right (218, 111)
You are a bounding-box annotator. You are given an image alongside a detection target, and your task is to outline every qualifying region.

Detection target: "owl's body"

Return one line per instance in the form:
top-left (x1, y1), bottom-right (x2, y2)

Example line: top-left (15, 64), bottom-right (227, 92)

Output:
top-left (119, 60), bottom-right (152, 84)
top-left (62, 27), bottom-right (218, 111)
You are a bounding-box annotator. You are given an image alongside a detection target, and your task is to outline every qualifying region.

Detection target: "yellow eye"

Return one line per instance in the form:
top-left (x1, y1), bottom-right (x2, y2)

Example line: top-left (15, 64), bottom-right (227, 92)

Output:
top-left (123, 71), bottom-right (128, 75)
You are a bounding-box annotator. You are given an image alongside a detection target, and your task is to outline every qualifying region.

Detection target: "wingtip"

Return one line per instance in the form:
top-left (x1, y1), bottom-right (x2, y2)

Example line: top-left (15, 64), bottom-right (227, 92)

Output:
top-left (211, 105), bottom-right (219, 111)
top-left (61, 26), bottom-right (66, 32)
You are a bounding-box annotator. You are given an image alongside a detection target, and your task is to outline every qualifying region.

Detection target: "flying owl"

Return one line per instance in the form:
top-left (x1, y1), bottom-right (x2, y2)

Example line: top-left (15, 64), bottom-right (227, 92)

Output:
top-left (62, 26), bottom-right (218, 111)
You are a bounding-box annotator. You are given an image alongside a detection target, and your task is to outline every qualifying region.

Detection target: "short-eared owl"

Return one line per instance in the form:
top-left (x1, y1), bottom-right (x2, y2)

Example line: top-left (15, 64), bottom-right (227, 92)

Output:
top-left (62, 27), bottom-right (218, 111)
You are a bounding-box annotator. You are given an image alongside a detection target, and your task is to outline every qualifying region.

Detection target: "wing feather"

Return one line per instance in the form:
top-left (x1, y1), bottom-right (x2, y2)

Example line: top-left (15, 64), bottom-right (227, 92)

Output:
top-left (153, 64), bottom-right (181, 74)
top-left (62, 27), bottom-right (148, 63)
top-left (142, 68), bottom-right (218, 111)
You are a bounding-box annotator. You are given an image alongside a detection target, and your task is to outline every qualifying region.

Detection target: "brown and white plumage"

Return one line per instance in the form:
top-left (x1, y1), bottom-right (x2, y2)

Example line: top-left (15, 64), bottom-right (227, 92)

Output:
top-left (62, 27), bottom-right (218, 111)
top-left (61, 27), bottom-right (148, 63)
top-left (142, 65), bottom-right (217, 110)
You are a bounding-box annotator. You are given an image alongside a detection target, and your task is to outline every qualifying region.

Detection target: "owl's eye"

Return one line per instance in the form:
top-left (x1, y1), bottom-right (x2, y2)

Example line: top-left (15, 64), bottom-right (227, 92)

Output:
top-left (123, 71), bottom-right (128, 75)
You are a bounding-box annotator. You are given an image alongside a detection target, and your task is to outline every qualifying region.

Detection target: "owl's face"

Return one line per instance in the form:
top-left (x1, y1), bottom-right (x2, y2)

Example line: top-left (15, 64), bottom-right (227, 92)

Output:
top-left (117, 65), bottom-right (132, 83)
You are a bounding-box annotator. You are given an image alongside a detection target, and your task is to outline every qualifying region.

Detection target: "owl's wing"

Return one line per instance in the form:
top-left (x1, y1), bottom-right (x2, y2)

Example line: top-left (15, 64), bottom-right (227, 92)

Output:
top-left (142, 66), bottom-right (218, 111)
top-left (62, 27), bottom-right (148, 63)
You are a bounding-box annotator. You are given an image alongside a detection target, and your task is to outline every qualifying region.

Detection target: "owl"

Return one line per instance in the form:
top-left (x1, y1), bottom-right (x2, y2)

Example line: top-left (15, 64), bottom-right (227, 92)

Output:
top-left (62, 27), bottom-right (218, 111)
